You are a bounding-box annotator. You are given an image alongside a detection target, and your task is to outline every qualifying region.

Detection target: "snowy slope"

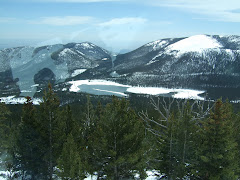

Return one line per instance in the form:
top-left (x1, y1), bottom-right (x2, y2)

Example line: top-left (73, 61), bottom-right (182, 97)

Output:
top-left (112, 34), bottom-right (240, 90)
top-left (166, 35), bottom-right (223, 57)
top-left (0, 42), bottom-right (112, 97)
top-left (1, 34), bottom-right (240, 99)
top-left (144, 39), bottom-right (169, 51)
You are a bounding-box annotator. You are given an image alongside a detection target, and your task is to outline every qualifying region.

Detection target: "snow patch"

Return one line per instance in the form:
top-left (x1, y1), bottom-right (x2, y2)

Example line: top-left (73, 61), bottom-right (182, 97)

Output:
top-left (83, 171), bottom-right (161, 180)
top-left (145, 40), bottom-right (168, 50)
top-left (148, 52), bottom-right (165, 65)
top-left (0, 171), bottom-right (8, 180)
top-left (71, 69), bottom-right (87, 77)
top-left (84, 175), bottom-right (97, 180)
top-left (81, 42), bottom-right (94, 49)
top-left (0, 96), bottom-right (42, 105)
top-left (226, 35), bottom-right (240, 43)
top-left (31, 84), bottom-right (39, 87)
top-left (145, 170), bottom-right (162, 180)
top-left (231, 100), bottom-right (240, 104)
top-left (173, 89), bottom-right (205, 100)
top-left (146, 54), bottom-right (162, 65)
top-left (76, 50), bottom-right (85, 56)
top-left (224, 49), bottom-right (235, 59)
top-left (59, 48), bottom-right (77, 57)
top-left (110, 71), bottom-right (120, 77)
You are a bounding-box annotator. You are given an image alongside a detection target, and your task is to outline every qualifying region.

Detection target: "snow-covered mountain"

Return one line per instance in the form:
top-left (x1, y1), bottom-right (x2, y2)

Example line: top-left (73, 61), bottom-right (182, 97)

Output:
top-left (0, 42), bottom-right (111, 97)
top-left (1, 34), bottom-right (240, 100)
top-left (112, 35), bottom-right (240, 89)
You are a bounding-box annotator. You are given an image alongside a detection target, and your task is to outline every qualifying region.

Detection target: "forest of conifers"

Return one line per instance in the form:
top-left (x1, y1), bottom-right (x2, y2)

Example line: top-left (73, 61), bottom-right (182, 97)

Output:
top-left (1, 84), bottom-right (240, 180)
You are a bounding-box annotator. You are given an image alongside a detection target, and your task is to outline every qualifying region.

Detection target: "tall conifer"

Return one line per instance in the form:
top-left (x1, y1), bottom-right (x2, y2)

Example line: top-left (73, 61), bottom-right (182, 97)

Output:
top-left (57, 133), bottom-right (85, 180)
top-left (15, 96), bottom-right (47, 179)
top-left (196, 99), bottom-right (239, 179)
top-left (93, 97), bottom-right (146, 179)
top-left (38, 83), bottom-right (62, 179)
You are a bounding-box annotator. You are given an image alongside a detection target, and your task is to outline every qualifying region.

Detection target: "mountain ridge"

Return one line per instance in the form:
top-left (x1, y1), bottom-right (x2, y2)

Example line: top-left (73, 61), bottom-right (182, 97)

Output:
top-left (110, 34), bottom-right (240, 89)
top-left (1, 34), bottom-right (240, 100)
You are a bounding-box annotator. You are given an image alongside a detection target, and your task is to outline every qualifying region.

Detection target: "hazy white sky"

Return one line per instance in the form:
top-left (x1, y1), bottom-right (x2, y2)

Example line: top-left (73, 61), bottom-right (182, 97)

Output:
top-left (1, 0), bottom-right (240, 52)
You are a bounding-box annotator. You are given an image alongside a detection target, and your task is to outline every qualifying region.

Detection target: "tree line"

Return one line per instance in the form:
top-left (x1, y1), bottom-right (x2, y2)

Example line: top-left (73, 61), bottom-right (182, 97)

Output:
top-left (0, 84), bottom-right (240, 180)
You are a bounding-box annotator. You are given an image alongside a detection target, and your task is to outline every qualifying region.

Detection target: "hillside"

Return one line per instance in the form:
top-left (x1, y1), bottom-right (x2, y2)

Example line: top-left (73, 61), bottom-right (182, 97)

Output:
top-left (1, 35), bottom-right (240, 101)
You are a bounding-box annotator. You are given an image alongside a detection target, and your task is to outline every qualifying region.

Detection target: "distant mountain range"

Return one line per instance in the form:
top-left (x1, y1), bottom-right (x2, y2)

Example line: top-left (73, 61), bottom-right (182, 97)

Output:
top-left (111, 35), bottom-right (240, 89)
top-left (1, 34), bottom-right (240, 100)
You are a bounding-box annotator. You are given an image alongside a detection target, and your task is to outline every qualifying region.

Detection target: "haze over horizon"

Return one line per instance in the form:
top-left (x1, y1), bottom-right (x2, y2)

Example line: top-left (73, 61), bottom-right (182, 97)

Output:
top-left (1, 0), bottom-right (240, 52)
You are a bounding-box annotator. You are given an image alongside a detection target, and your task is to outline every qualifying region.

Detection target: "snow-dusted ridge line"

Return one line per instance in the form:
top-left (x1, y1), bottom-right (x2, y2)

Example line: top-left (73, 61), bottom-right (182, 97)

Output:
top-left (59, 48), bottom-right (77, 57)
top-left (145, 39), bottom-right (168, 51)
top-left (81, 42), bottom-right (95, 49)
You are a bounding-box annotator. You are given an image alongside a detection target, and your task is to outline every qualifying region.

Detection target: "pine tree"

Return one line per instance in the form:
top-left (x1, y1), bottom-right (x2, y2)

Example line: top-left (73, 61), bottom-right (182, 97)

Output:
top-left (86, 100), bottom-right (104, 178)
top-left (15, 96), bottom-right (47, 179)
top-left (57, 133), bottom-right (85, 180)
top-left (63, 105), bottom-right (76, 136)
top-left (0, 102), bottom-right (11, 152)
top-left (152, 113), bottom-right (176, 179)
top-left (139, 98), bottom-right (201, 179)
top-left (93, 97), bottom-right (146, 179)
top-left (78, 95), bottom-right (99, 176)
top-left (233, 106), bottom-right (240, 176)
top-left (56, 104), bottom-right (85, 179)
top-left (173, 101), bottom-right (197, 178)
top-left (196, 99), bottom-right (239, 179)
top-left (38, 83), bottom-right (62, 179)
top-left (148, 111), bottom-right (194, 179)
top-left (0, 102), bottom-right (16, 179)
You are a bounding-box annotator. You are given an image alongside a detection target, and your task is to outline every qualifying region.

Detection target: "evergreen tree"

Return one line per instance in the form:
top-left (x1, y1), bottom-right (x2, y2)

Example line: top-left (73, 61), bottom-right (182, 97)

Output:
top-left (63, 105), bottom-right (77, 136)
top-left (93, 97), bottom-right (146, 179)
top-left (57, 96), bottom-right (102, 179)
top-left (151, 113), bottom-right (176, 179)
top-left (86, 100), bottom-right (105, 178)
top-left (173, 101), bottom-right (197, 178)
top-left (78, 95), bottom-right (99, 176)
top-left (81, 95), bottom-right (97, 140)
top-left (57, 133), bottom-right (85, 180)
top-left (0, 102), bottom-right (11, 153)
top-left (196, 99), bottom-right (239, 179)
top-left (53, 105), bottom-right (76, 160)
top-left (140, 98), bottom-right (199, 179)
top-left (15, 96), bottom-right (47, 179)
top-left (233, 106), bottom-right (240, 176)
top-left (38, 83), bottom-right (63, 179)
top-left (148, 111), bottom-right (195, 179)
top-left (56, 104), bottom-right (85, 179)
top-left (0, 102), bottom-right (16, 179)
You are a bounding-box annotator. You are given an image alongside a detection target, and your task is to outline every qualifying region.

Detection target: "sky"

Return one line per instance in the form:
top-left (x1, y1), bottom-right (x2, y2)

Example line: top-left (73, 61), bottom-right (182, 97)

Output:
top-left (1, 0), bottom-right (240, 52)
